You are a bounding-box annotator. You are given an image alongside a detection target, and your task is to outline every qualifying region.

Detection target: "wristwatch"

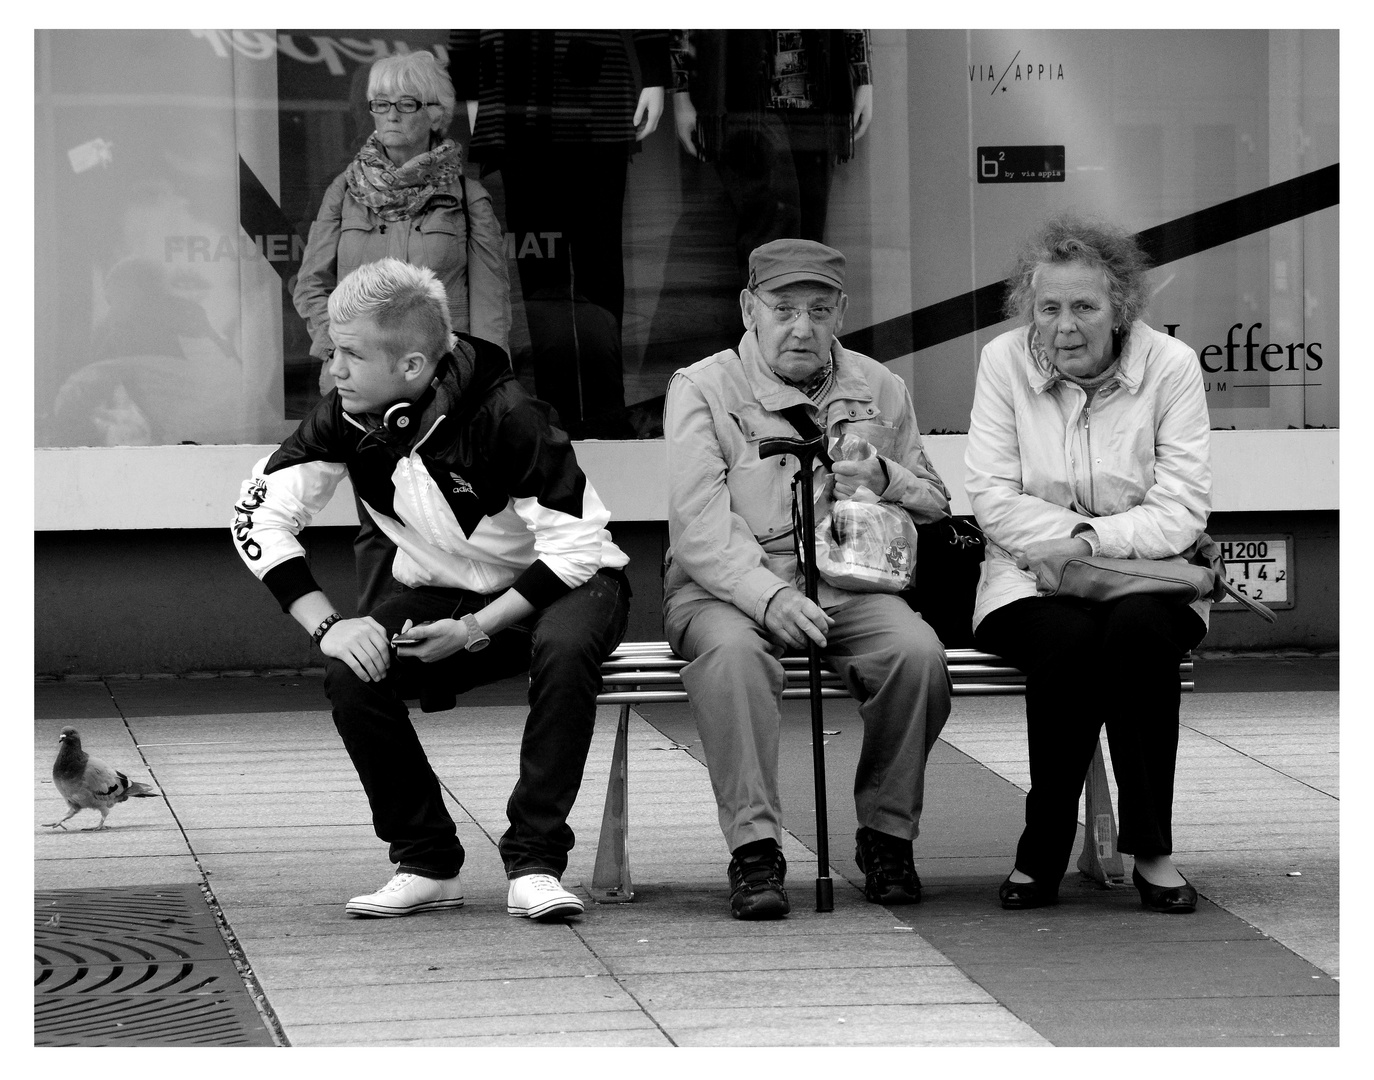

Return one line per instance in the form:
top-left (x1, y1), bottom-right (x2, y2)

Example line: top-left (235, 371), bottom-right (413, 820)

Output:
top-left (461, 613), bottom-right (490, 652)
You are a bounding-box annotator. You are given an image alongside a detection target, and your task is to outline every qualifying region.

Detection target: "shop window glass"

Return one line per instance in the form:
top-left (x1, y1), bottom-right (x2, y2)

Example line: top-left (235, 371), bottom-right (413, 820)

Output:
top-left (34, 29), bottom-right (1337, 447)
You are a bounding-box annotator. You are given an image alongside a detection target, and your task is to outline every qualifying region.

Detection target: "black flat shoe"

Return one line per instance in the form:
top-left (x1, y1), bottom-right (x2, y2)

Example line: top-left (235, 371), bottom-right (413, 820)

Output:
top-left (1132, 865), bottom-right (1198, 913)
top-left (998, 872), bottom-right (1059, 909)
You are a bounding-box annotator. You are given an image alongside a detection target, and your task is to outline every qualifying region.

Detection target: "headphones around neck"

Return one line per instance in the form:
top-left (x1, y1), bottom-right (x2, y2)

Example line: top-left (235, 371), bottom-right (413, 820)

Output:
top-left (376, 351), bottom-right (454, 438)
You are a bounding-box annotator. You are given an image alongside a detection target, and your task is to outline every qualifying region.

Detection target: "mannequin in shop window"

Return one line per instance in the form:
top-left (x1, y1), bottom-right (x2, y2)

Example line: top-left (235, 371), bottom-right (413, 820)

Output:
top-left (670, 30), bottom-right (874, 275)
top-left (448, 30), bottom-right (669, 440)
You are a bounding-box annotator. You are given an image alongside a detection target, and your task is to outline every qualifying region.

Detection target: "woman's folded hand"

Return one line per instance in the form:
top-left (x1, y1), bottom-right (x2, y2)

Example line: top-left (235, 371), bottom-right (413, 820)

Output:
top-left (1016, 536), bottom-right (1094, 576)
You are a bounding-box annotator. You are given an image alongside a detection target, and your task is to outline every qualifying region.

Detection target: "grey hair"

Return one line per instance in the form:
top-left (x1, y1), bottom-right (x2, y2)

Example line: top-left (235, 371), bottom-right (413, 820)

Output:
top-left (1004, 214), bottom-right (1152, 329)
top-left (328, 258), bottom-right (452, 362)
top-left (368, 49), bottom-right (456, 135)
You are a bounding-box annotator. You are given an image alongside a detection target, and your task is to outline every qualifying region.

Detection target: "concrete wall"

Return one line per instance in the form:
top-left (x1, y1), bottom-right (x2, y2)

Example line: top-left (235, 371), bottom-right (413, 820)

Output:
top-left (34, 512), bottom-right (1335, 677)
top-left (35, 523), bottom-right (667, 677)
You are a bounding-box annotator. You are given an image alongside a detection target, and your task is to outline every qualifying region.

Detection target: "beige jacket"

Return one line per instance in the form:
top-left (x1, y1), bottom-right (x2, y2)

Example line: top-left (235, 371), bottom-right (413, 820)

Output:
top-left (664, 331), bottom-right (950, 625)
top-left (293, 171), bottom-right (511, 362)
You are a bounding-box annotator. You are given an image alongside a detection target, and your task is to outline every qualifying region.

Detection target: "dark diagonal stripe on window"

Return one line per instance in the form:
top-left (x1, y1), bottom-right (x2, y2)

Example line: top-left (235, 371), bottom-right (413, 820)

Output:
top-left (843, 163), bottom-right (1339, 362)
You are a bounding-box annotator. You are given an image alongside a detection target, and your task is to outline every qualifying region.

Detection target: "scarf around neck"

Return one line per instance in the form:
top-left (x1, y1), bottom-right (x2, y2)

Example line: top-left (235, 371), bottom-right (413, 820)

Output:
top-left (344, 133), bottom-right (463, 221)
top-left (785, 358), bottom-right (835, 403)
top-left (1029, 325), bottom-right (1122, 391)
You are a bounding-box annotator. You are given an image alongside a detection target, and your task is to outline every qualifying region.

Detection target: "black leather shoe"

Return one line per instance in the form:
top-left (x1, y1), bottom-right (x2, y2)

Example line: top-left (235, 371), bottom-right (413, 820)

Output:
top-left (855, 827), bottom-right (922, 904)
top-left (1132, 866), bottom-right (1198, 913)
top-left (728, 842), bottom-right (790, 920)
top-left (998, 872), bottom-right (1059, 909)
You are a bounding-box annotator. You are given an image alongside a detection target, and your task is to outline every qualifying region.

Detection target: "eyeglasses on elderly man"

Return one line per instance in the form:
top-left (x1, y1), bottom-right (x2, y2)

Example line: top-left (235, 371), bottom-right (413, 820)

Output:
top-left (747, 288), bottom-right (841, 326)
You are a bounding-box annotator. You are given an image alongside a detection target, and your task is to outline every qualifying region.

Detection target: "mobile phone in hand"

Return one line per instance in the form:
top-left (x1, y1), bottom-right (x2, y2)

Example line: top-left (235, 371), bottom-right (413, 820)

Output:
top-left (391, 634), bottom-right (418, 646)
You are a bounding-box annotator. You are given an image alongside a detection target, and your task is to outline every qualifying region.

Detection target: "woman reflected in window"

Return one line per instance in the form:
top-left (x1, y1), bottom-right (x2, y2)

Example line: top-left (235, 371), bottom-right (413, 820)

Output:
top-left (294, 49), bottom-right (511, 614)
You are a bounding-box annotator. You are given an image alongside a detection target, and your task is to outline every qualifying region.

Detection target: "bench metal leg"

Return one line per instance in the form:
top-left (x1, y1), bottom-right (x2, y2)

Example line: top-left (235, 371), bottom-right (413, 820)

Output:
top-left (1077, 739), bottom-right (1125, 886)
top-left (590, 703), bottom-right (635, 903)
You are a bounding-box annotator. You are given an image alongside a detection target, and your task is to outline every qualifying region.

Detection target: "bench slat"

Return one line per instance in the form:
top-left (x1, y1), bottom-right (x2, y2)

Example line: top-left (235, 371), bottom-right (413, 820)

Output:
top-left (601, 671), bottom-right (1033, 689)
top-left (600, 643), bottom-right (1190, 685)
top-left (600, 680), bottom-right (1193, 704)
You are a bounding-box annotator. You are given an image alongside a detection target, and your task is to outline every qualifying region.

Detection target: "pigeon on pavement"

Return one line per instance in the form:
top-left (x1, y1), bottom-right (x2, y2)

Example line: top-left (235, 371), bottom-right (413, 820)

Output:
top-left (43, 726), bottom-right (160, 830)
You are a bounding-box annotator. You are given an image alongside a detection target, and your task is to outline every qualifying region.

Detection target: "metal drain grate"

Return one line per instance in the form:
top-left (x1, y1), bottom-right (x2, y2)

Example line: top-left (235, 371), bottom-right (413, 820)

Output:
top-left (35, 885), bottom-right (276, 1046)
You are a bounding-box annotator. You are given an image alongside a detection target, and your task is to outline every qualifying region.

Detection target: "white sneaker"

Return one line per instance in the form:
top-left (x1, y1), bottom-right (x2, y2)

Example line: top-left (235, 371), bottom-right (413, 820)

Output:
top-left (345, 872), bottom-right (464, 918)
top-left (506, 873), bottom-right (585, 921)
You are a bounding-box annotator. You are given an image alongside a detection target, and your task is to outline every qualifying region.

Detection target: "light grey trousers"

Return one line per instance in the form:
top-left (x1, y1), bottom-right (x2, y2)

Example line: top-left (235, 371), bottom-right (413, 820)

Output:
top-left (665, 592), bottom-right (952, 853)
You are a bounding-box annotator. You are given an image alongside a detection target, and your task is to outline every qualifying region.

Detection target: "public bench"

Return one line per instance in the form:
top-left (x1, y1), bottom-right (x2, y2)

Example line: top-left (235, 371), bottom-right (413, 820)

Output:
top-left (588, 641), bottom-right (1193, 904)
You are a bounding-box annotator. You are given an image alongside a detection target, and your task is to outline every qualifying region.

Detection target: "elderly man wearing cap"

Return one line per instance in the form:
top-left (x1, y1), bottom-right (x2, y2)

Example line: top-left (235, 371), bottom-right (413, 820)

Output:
top-left (662, 238), bottom-right (954, 919)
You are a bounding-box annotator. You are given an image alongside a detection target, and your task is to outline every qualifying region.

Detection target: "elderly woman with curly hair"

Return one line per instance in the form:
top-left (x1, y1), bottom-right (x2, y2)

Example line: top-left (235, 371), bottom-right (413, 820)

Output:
top-left (965, 215), bottom-right (1212, 914)
top-left (295, 49), bottom-right (511, 614)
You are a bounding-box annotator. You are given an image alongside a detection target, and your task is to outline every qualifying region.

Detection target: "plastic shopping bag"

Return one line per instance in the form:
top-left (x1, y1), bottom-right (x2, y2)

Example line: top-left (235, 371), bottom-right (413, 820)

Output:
top-left (813, 434), bottom-right (918, 593)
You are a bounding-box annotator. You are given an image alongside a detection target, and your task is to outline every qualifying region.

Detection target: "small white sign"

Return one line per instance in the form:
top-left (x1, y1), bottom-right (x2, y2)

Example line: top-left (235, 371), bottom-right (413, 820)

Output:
top-left (68, 138), bottom-right (113, 174)
top-left (1213, 536), bottom-right (1291, 608)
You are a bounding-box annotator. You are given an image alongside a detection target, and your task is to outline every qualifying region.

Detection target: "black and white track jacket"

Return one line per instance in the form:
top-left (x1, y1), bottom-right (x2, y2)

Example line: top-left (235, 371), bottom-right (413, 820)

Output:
top-left (232, 334), bottom-right (628, 613)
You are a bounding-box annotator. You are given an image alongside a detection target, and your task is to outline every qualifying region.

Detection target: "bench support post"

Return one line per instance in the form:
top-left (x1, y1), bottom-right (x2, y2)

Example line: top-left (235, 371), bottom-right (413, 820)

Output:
top-left (590, 703), bottom-right (635, 903)
top-left (1077, 741), bottom-right (1125, 886)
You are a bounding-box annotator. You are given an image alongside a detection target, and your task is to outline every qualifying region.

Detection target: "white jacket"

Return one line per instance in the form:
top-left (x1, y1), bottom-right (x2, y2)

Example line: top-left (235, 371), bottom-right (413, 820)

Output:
top-left (232, 336), bottom-right (627, 615)
top-left (964, 321), bottom-right (1212, 631)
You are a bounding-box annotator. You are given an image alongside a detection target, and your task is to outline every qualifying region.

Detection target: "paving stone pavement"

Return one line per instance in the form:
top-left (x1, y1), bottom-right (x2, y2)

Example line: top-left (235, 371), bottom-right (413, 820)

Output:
top-left (33, 661), bottom-right (1339, 1048)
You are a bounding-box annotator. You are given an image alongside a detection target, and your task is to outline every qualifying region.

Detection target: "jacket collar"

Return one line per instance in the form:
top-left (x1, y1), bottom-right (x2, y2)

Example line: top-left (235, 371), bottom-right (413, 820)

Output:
top-left (1026, 321), bottom-right (1148, 396)
top-left (348, 335), bottom-right (511, 453)
top-left (738, 331), bottom-right (874, 411)
top-left (421, 334), bottom-right (513, 437)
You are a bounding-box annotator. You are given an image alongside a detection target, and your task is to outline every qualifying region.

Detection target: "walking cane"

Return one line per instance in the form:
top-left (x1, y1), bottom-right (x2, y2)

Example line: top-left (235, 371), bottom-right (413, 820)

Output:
top-left (758, 433), bottom-right (834, 912)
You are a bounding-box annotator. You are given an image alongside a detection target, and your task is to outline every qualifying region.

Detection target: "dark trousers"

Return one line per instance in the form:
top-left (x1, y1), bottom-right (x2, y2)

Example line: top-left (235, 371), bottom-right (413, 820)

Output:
top-left (714, 111), bottom-right (836, 275)
top-left (352, 497), bottom-right (400, 617)
top-left (323, 568), bottom-right (631, 879)
top-left (500, 140), bottom-right (631, 439)
top-left (973, 595), bottom-right (1207, 885)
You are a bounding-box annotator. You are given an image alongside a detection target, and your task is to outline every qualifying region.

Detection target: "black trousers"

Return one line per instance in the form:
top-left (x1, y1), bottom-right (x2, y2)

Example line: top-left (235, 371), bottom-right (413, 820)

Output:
top-left (352, 497), bottom-right (400, 617)
top-left (714, 111), bottom-right (836, 275)
top-left (974, 595), bottom-right (1207, 885)
top-left (500, 140), bottom-right (631, 439)
top-left (324, 569), bottom-right (631, 879)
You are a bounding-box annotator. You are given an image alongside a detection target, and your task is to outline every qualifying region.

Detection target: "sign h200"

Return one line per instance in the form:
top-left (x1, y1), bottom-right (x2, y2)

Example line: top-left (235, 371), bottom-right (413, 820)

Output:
top-left (977, 146), bottom-right (1065, 183)
top-left (1214, 536), bottom-right (1292, 609)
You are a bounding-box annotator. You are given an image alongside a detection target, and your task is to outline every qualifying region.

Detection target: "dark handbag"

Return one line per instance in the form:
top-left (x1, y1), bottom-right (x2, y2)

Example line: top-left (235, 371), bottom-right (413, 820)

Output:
top-left (905, 517), bottom-right (986, 648)
top-left (1034, 532), bottom-right (1276, 623)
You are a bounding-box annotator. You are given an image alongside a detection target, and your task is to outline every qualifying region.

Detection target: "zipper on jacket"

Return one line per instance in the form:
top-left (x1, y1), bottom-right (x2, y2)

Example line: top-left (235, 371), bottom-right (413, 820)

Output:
top-left (402, 456), bottom-right (451, 552)
top-left (1079, 404), bottom-right (1096, 513)
top-left (1063, 387), bottom-right (1095, 517)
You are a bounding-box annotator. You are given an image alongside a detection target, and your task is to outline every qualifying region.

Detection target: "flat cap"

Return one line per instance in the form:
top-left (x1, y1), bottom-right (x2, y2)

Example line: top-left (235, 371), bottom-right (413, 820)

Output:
top-left (747, 238), bottom-right (846, 292)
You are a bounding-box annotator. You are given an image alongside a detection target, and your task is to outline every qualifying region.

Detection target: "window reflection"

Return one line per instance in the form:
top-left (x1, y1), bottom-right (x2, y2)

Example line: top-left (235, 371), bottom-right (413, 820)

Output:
top-left (34, 29), bottom-right (1339, 447)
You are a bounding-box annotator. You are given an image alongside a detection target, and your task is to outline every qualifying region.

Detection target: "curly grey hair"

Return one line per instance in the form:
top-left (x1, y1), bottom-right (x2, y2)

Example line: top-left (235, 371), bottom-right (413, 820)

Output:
top-left (368, 50), bottom-right (456, 136)
top-left (1004, 215), bottom-right (1152, 329)
top-left (328, 258), bottom-right (452, 362)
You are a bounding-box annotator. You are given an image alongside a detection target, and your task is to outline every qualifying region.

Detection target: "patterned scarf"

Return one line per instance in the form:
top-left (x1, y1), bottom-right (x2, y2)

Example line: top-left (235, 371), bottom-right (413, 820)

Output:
top-left (1029, 326), bottom-right (1121, 391)
top-left (343, 133), bottom-right (463, 222)
top-left (787, 358), bottom-right (835, 403)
